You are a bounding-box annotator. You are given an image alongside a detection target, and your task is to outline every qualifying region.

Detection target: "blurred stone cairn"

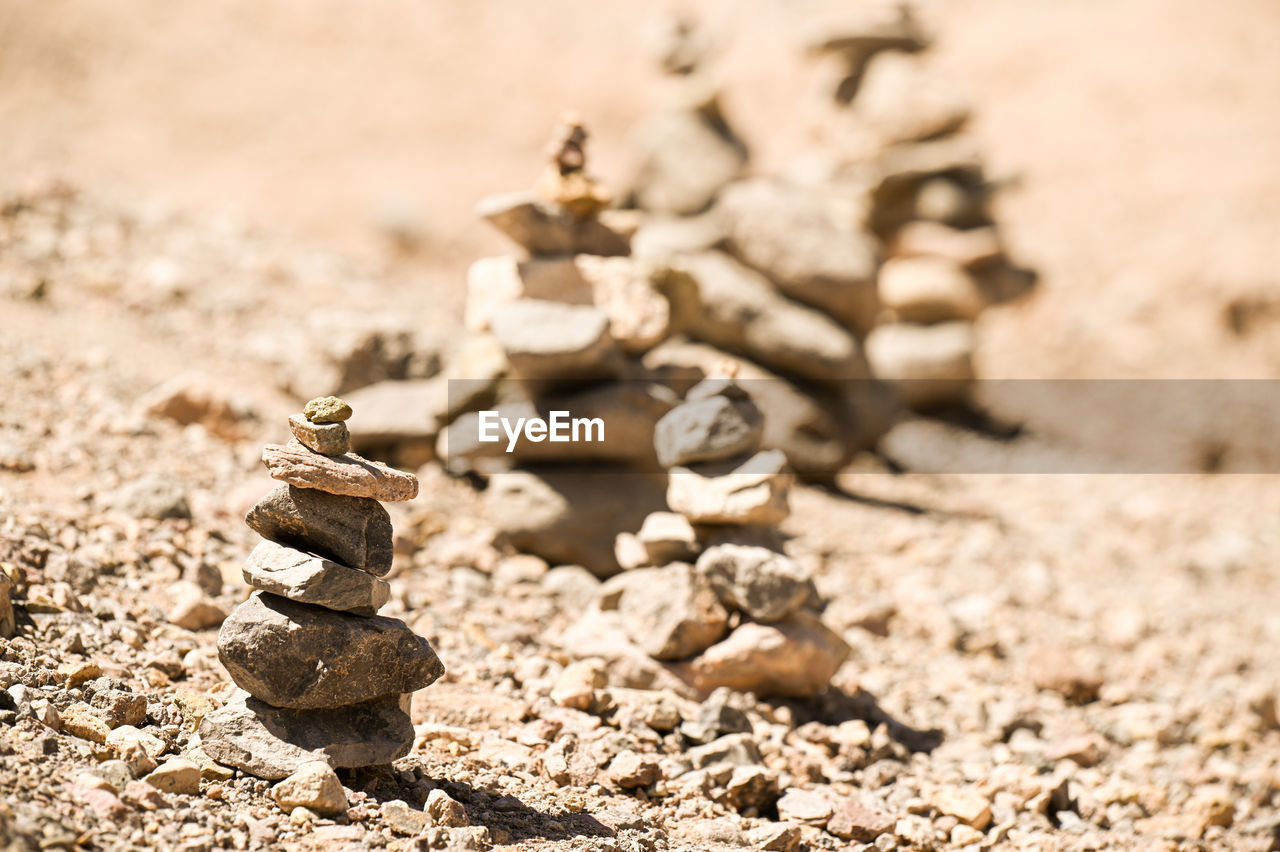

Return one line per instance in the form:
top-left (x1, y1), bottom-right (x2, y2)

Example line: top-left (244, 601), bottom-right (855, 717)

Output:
top-left (628, 3), bottom-right (1036, 409)
top-left (573, 372), bottom-right (851, 698)
top-left (199, 397), bottom-right (444, 780)
top-left (340, 5), bottom-right (1034, 577)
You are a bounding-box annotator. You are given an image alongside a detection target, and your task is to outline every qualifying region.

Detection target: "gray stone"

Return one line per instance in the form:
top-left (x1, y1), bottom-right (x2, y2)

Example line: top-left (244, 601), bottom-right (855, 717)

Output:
top-left (241, 540), bottom-right (390, 615)
top-left (667, 450), bottom-right (792, 526)
top-left (246, 485), bottom-right (394, 576)
top-left (288, 414), bottom-right (350, 456)
top-left (642, 340), bottom-right (862, 474)
top-left (715, 180), bottom-right (880, 334)
top-left (673, 611), bottom-right (850, 698)
top-left (217, 593), bottom-right (444, 709)
top-left (198, 690), bottom-right (414, 780)
top-left (261, 443), bottom-right (419, 501)
top-left (619, 563), bottom-right (729, 661)
top-left (696, 544), bottom-right (813, 623)
top-left (491, 300), bottom-right (620, 384)
top-left (477, 191), bottom-right (630, 256)
top-left (663, 252), bottom-right (868, 381)
top-left (655, 394), bottom-right (763, 469)
top-left (486, 469), bottom-right (668, 578)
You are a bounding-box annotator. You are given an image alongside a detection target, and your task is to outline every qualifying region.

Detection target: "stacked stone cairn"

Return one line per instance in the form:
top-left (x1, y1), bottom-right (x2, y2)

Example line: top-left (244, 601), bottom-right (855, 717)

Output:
top-left (600, 373), bottom-right (850, 698)
top-left (432, 116), bottom-right (684, 574)
top-left (802, 1), bottom-right (1037, 409)
top-left (198, 396), bottom-right (444, 780)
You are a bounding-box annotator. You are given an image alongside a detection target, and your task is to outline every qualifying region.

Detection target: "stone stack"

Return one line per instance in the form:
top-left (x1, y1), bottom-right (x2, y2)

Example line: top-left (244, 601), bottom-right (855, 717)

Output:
top-left (602, 376), bottom-right (850, 698)
top-left (433, 116), bottom-right (682, 575)
top-left (805, 1), bottom-right (1037, 408)
top-left (198, 397), bottom-right (444, 780)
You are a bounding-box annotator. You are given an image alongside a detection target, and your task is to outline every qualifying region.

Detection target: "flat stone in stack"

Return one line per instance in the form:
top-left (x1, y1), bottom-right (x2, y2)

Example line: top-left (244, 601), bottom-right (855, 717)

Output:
top-left (200, 397), bottom-right (443, 779)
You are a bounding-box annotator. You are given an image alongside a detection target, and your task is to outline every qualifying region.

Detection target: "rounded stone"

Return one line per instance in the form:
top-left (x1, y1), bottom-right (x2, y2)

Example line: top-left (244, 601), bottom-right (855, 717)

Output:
top-left (304, 396), bottom-right (353, 424)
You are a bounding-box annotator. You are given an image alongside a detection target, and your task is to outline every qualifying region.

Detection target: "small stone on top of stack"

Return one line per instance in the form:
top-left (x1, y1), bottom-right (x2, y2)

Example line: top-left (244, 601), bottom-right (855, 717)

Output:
top-left (198, 397), bottom-right (443, 780)
top-left (598, 371), bottom-right (850, 698)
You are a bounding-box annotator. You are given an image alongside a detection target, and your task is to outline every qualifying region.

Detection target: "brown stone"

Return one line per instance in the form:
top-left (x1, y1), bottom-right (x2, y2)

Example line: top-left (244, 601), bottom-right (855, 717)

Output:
top-left (261, 444), bottom-right (418, 501)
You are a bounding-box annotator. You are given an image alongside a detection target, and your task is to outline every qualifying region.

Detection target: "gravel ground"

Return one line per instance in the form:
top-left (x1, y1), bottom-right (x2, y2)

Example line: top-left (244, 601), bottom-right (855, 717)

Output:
top-left (2, 187), bottom-right (1280, 852)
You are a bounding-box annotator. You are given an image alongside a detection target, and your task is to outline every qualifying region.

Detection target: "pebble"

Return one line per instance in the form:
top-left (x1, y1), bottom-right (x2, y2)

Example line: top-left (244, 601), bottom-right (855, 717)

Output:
top-left (696, 543), bottom-right (813, 623)
top-left (777, 788), bottom-right (834, 825)
top-left (303, 396), bottom-right (353, 424)
top-left (272, 761), bottom-right (348, 816)
top-left (667, 450), bottom-right (793, 526)
top-left (653, 390), bottom-right (764, 469)
top-left (145, 757), bottom-right (202, 795)
top-left (673, 611), bottom-right (850, 698)
top-left (606, 750), bottom-right (661, 789)
top-left (426, 788), bottom-right (470, 827)
top-left (932, 787), bottom-right (992, 831)
top-left (618, 563), bottom-right (728, 661)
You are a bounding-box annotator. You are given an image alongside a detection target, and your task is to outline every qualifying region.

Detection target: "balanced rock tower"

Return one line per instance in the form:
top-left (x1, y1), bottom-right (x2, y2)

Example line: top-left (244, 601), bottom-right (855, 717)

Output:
top-left (606, 373), bottom-right (850, 698)
top-left (199, 397), bottom-right (444, 780)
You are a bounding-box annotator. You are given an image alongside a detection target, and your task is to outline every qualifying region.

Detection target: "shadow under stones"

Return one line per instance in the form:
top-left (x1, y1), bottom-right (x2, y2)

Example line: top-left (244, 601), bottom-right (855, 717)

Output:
top-left (344, 767), bottom-right (614, 843)
top-left (775, 686), bottom-right (944, 755)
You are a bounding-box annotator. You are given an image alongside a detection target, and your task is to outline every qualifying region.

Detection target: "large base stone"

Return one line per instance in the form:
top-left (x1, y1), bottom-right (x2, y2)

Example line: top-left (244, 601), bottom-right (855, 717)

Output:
top-left (198, 690), bottom-right (413, 780)
top-left (217, 593), bottom-right (444, 709)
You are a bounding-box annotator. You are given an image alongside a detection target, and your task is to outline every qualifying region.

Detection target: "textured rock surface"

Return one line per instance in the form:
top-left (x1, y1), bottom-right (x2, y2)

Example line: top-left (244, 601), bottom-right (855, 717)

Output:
top-left (667, 450), bottom-right (792, 526)
top-left (198, 691), bottom-right (413, 780)
top-left (673, 610), bottom-right (850, 698)
top-left (303, 396), bottom-right (353, 424)
top-left (654, 393), bottom-right (764, 469)
top-left (271, 761), bottom-right (349, 816)
top-left (241, 540), bottom-right (390, 615)
top-left (696, 543), bottom-right (813, 623)
top-left (245, 484), bottom-right (394, 576)
top-left (217, 593), bottom-right (443, 709)
top-left (477, 191), bottom-right (630, 256)
top-left (288, 414), bottom-right (351, 456)
top-left (619, 563), bottom-right (728, 661)
top-left (261, 444), bottom-right (419, 502)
